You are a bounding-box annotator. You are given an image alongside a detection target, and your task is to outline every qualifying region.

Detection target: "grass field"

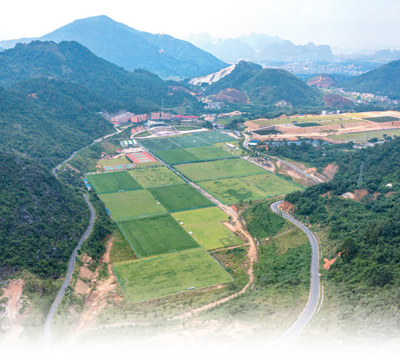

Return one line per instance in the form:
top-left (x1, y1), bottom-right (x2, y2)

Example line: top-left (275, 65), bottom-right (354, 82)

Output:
top-left (99, 157), bottom-right (130, 166)
top-left (110, 229), bottom-right (138, 263)
top-left (175, 158), bottom-right (267, 182)
top-left (185, 145), bottom-right (235, 161)
top-left (140, 138), bottom-right (179, 151)
top-left (149, 184), bottom-right (215, 212)
top-left (328, 129), bottom-right (400, 143)
top-left (214, 142), bottom-right (244, 156)
top-left (113, 248), bottom-right (232, 303)
top-left (173, 208), bottom-right (243, 250)
top-left (195, 131), bottom-right (235, 143)
top-left (117, 214), bottom-right (200, 258)
top-left (135, 161), bottom-right (162, 168)
top-left (295, 122), bottom-right (322, 128)
top-left (130, 166), bottom-right (185, 188)
top-left (169, 135), bottom-right (211, 148)
top-left (86, 172), bottom-right (142, 194)
top-left (100, 189), bottom-right (166, 220)
top-left (364, 116), bottom-right (400, 123)
top-left (154, 148), bottom-right (199, 164)
top-left (198, 173), bottom-right (302, 204)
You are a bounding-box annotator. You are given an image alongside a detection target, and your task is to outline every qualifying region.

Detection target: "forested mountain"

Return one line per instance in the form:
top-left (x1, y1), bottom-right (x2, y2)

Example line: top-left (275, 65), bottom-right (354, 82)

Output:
top-left (343, 59), bottom-right (400, 99)
top-left (0, 40), bottom-right (198, 113)
top-left (0, 83), bottom-right (114, 168)
top-left (285, 139), bottom-right (400, 332)
top-left (204, 61), bottom-right (323, 108)
top-left (0, 15), bottom-right (228, 79)
top-left (0, 152), bottom-right (89, 278)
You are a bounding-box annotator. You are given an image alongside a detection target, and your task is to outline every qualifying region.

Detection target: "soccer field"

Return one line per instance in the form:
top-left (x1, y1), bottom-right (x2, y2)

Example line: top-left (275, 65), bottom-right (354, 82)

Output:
top-left (154, 148), bottom-right (199, 164)
top-left (175, 158), bottom-right (267, 182)
top-left (185, 145), bottom-right (236, 161)
top-left (100, 189), bottom-right (167, 220)
top-left (113, 248), bottom-right (232, 303)
top-left (86, 171), bottom-right (142, 194)
top-left (198, 173), bottom-right (302, 204)
top-left (195, 131), bottom-right (235, 143)
top-left (149, 184), bottom-right (215, 212)
top-left (169, 135), bottom-right (211, 148)
top-left (117, 214), bottom-right (200, 258)
top-left (173, 208), bottom-right (243, 250)
top-left (130, 166), bottom-right (185, 188)
top-left (140, 138), bottom-right (180, 152)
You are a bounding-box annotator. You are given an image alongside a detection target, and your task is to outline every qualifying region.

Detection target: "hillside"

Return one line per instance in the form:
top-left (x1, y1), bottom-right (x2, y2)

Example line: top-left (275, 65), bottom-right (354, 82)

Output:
top-left (343, 59), bottom-right (400, 99)
top-left (0, 40), bottom-right (196, 112)
top-left (0, 152), bottom-right (89, 278)
top-left (204, 61), bottom-right (323, 108)
top-left (0, 83), bottom-right (114, 168)
top-left (306, 73), bottom-right (338, 88)
top-left (0, 15), bottom-right (227, 79)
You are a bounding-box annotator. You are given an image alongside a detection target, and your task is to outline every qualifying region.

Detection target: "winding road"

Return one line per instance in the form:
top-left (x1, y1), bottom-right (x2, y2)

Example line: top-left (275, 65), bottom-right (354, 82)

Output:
top-left (43, 194), bottom-right (95, 348)
top-left (271, 200), bottom-right (320, 345)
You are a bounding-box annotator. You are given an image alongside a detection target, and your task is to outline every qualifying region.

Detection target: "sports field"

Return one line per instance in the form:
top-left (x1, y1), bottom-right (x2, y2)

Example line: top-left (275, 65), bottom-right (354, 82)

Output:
top-left (154, 148), bottom-right (199, 164)
top-left (140, 138), bottom-right (179, 151)
top-left (214, 142), bottom-right (243, 156)
top-left (185, 145), bottom-right (235, 161)
top-left (198, 173), bottom-right (302, 204)
top-left (169, 135), bottom-right (210, 148)
top-left (99, 157), bottom-right (129, 166)
top-left (130, 166), bottom-right (185, 188)
top-left (117, 214), bottom-right (200, 258)
top-left (175, 158), bottom-right (267, 182)
top-left (100, 189), bottom-right (167, 220)
top-left (364, 116), bottom-right (400, 123)
top-left (329, 129), bottom-right (400, 143)
top-left (86, 171), bottom-right (142, 194)
top-left (113, 248), bottom-right (232, 303)
top-left (173, 207), bottom-right (243, 250)
top-left (195, 131), bottom-right (235, 143)
top-left (149, 184), bottom-right (215, 212)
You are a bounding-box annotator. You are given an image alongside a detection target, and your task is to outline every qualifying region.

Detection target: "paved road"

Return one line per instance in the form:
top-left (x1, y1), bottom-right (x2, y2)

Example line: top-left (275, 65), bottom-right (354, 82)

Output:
top-left (43, 194), bottom-right (95, 348)
top-left (271, 200), bottom-right (320, 345)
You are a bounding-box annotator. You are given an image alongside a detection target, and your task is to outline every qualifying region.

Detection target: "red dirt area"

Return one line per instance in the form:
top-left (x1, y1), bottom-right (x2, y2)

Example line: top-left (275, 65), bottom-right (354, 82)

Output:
top-left (323, 163), bottom-right (338, 180)
top-left (279, 201), bottom-right (295, 214)
top-left (353, 189), bottom-right (369, 202)
top-left (209, 88), bottom-right (248, 104)
top-left (323, 93), bottom-right (353, 108)
top-left (386, 191), bottom-right (395, 197)
top-left (307, 74), bottom-right (338, 88)
top-left (323, 252), bottom-right (341, 270)
top-left (321, 191), bottom-right (332, 199)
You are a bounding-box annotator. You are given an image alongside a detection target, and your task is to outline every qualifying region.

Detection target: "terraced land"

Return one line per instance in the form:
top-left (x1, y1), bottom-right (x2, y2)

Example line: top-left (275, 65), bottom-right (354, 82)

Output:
top-left (175, 158), bottom-right (267, 182)
top-left (130, 166), bottom-right (185, 188)
top-left (86, 171), bottom-right (142, 194)
top-left (198, 173), bottom-right (302, 205)
top-left (113, 249), bottom-right (232, 303)
top-left (100, 189), bottom-right (167, 220)
top-left (173, 207), bottom-right (243, 250)
top-left (149, 184), bottom-right (215, 212)
top-left (117, 214), bottom-right (200, 258)
top-left (328, 129), bottom-right (400, 143)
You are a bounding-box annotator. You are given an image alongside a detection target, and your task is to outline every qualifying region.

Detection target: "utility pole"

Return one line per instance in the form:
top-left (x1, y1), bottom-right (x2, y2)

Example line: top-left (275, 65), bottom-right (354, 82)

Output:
top-left (357, 161), bottom-right (364, 187)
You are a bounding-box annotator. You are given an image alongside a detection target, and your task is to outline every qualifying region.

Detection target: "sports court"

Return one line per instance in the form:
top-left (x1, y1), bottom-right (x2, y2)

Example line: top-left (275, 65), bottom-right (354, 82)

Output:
top-left (127, 152), bottom-right (157, 165)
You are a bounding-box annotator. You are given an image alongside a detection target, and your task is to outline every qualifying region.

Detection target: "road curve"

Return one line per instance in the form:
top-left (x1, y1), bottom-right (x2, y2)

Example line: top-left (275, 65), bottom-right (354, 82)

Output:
top-left (271, 200), bottom-right (320, 346)
top-left (43, 194), bottom-right (95, 348)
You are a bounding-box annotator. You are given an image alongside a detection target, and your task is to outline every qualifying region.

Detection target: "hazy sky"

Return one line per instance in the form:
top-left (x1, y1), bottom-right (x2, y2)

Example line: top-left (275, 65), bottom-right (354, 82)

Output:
top-left (1, 0), bottom-right (399, 51)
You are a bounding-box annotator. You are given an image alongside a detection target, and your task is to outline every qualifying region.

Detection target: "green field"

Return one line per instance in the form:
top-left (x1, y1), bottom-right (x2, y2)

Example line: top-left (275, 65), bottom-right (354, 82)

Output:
top-left (154, 148), bottom-right (199, 164)
top-left (135, 161), bottom-right (162, 168)
top-left (113, 249), bottom-right (232, 303)
top-left (169, 135), bottom-right (211, 148)
top-left (329, 129), bottom-right (400, 143)
top-left (130, 166), bottom-right (185, 188)
top-left (195, 131), bottom-right (235, 143)
top-left (175, 158), bottom-right (267, 182)
top-left (86, 171), bottom-right (142, 194)
top-left (173, 208), bottom-right (243, 250)
top-left (100, 189), bottom-right (166, 220)
top-left (364, 116), bottom-right (400, 123)
top-left (99, 157), bottom-right (130, 166)
top-left (214, 142), bottom-right (244, 156)
top-left (295, 122), bottom-right (322, 128)
top-left (198, 173), bottom-right (302, 205)
top-left (185, 145), bottom-right (235, 161)
top-left (117, 214), bottom-right (200, 258)
top-left (149, 184), bottom-right (215, 212)
top-left (140, 138), bottom-right (179, 151)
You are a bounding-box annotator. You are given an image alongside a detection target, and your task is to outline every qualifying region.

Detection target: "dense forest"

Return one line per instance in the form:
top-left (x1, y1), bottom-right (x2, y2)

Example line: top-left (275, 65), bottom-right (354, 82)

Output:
top-left (285, 139), bottom-right (400, 333)
top-left (0, 152), bottom-right (89, 279)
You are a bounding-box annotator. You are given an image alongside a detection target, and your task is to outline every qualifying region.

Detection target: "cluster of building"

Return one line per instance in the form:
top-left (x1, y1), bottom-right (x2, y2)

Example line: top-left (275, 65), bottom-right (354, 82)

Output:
top-left (334, 88), bottom-right (399, 105)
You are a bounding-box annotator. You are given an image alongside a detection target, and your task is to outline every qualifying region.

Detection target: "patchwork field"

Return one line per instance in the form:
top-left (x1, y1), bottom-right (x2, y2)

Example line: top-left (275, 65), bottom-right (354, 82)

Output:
top-left (185, 145), bottom-right (235, 161)
top-left (195, 131), bottom-right (236, 143)
top-left (140, 138), bottom-right (180, 151)
top-left (149, 184), bottom-right (215, 212)
top-left (100, 189), bottom-right (166, 220)
top-left (169, 135), bottom-right (211, 148)
top-left (86, 171), bottom-right (142, 194)
top-left (113, 249), bottom-right (232, 303)
top-left (175, 158), bottom-right (267, 182)
top-left (173, 207), bottom-right (243, 250)
top-left (117, 214), bottom-right (200, 258)
top-left (130, 166), bottom-right (185, 188)
top-left (154, 148), bottom-right (199, 164)
top-left (198, 173), bottom-right (302, 205)
top-left (328, 129), bottom-right (400, 143)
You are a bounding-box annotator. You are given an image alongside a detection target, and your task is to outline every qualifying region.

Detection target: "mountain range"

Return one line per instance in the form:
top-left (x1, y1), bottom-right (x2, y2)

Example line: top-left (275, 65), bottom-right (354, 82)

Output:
top-left (0, 15), bottom-right (227, 79)
top-left (185, 33), bottom-right (335, 64)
